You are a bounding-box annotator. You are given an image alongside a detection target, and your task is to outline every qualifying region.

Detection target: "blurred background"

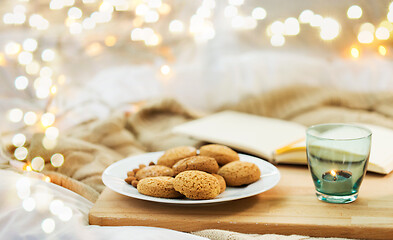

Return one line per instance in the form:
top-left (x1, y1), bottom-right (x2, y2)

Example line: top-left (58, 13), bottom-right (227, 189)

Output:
top-left (1, 0), bottom-right (393, 149)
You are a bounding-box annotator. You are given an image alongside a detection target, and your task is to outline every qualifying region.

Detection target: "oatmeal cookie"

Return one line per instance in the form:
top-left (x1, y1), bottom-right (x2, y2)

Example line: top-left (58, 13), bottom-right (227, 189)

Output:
top-left (218, 161), bottom-right (260, 186)
top-left (137, 177), bottom-right (183, 199)
top-left (199, 144), bottom-right (239, 166)
top-left (212, 173), bottom-right (226, 194)
top-left (135, 165), bottom-right (174, 180)
top-left (173, 170), bottom-right (220, 200)
top-left (172, 156), bottom-right (219, 175)
top-left (157, 146), bottom-right (197, 167)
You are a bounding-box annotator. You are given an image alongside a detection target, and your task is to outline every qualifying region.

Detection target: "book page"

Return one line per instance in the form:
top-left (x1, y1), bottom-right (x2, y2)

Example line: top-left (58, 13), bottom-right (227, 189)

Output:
top-left (356, 123), bottom-right (393, 174)
top-left (173, 111), bottom-right (306, 161)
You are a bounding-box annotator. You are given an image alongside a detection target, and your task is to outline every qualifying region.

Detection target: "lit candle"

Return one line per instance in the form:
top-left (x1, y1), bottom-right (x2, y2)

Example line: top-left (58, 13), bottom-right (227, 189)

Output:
top-left (321, 170), bottom-right (352, 195)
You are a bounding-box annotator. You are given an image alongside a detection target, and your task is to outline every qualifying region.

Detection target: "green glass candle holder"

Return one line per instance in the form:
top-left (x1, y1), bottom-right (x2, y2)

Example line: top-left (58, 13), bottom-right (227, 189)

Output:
top-left (306, 123), bottom-right (372, 204)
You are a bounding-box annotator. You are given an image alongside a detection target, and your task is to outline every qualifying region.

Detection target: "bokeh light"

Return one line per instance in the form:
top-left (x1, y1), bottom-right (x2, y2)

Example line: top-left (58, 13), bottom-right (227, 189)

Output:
top-left (22, 197), bottom-right (36, 212)
top-left (14, 147), bottom-right (28, 160)
top-left (31, 156), bottom-right (45, 171)
top-left (252, 7), bottom-right (266, 20)
top-left (378, 45), bottom-right (387, 56)
top-left (358, 31), bottom-right (374, 44)
top-left (284, 18), bottom-right (300, 35)
top-left (15, 76), bottom-right (29, 90)
top-left (23, 38), bottom-right (38, 52)
top-left (375, 27), bottom-right (390, 40)
top-left (41, 113), bottom-right (55, 127)
top-left (169, 20), bottom-right (184, 33)
top-left (41, 49), bottom-right (55, 62)
top-left (8, 108), bottom-right (23, 123)
top-left (24, 111), bottom-right (38, 125)
top-left (351, 47), bottom-right (360, 58)
top-left (41, 218), bottom-right (55, 234)
top-left (51, 153), bottom-right (64, 167)
top-left (12, 133), bottom-right (26, 147)
top-left (347, 5), bottom-right (362, 19)
top-left (299, 10), bottom-right (313, 24)
top-left (320, 18), bottom-right (340, 40)
top-left (45, 127), bottom-right (59, 140)
top-left (271, 35), bottom-right (285, 47)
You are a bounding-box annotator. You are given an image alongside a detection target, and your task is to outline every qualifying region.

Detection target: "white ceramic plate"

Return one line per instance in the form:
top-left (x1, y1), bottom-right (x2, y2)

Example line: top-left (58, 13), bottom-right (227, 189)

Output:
top-left (102, 152), bottom-right (280, 204)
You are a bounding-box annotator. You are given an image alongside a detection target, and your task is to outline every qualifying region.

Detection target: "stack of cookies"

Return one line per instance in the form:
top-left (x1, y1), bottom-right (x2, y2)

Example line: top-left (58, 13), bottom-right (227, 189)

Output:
top-left (124, 144), bottom-right (261, 200)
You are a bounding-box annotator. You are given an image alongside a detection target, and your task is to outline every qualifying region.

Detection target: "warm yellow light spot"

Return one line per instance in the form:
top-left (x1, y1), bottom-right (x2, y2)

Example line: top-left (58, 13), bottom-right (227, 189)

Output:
top-left (379, 45), bottom-right (387, 56)
top-left (0, 53), bottom-right (6, 66)
top-left (44, 176), bottom-right (51, 182)
top-left (375, 27), bottom-right (390, 40)
top-left (51, 86), bottom-right (57, 94)
top-left (24, 164), bottom-right (32, 171)
top-left (41, 112), bottom-right (55, 127)
top-left (160, 65), bottom-right (170, 75)
top-left (380, 20), bottom-right (393, 32)
top-left (85, 42), bottom-right (103, 56)
top-left (105, 35), bottom-right (117, 47)
top-left (347, 5), bottom-right (362, 19)
top-left (388, 12), bottom-right (393, 23)
top-left (358, 31), bottom-right (374, 44)
top-left (158, 3), bottom-right (171, 15)
top-left (5, 42), bottom-right (21, 55)
top-left (351, 47), bottom-right (360, 58)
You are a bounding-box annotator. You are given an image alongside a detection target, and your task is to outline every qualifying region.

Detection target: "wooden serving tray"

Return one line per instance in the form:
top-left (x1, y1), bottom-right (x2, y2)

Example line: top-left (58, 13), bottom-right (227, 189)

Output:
top-left (89, 165), bottom-right (393, 239)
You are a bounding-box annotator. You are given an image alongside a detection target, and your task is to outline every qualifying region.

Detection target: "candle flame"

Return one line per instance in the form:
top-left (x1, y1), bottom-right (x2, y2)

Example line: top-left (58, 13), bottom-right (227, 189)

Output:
top-left (330, 170), bottom-right (337, 181)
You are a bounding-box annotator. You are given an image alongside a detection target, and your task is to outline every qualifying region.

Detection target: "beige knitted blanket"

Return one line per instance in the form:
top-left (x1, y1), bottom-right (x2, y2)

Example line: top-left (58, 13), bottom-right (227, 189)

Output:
top-left (3, 85), bottom-right (393, 240)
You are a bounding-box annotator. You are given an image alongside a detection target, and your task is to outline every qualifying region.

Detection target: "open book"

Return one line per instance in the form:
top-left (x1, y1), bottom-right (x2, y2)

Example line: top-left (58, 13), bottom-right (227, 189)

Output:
top-left (173, 110), bottom-right (393, 175)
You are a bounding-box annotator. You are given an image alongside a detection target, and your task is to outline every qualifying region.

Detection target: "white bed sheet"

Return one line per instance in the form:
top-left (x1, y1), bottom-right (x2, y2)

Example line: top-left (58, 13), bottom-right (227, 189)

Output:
top-left (0, 169), bottom-right (207, 240)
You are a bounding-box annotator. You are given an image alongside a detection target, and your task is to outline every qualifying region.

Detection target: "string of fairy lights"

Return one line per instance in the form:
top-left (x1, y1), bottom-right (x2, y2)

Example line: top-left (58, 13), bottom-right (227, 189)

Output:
top-left (2, 0), bottom-right (393, 235)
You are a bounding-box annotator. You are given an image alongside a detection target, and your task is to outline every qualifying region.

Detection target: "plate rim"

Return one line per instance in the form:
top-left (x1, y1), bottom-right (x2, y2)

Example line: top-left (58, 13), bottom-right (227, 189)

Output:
top-left (102, 151), bottom-right (281, 205)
